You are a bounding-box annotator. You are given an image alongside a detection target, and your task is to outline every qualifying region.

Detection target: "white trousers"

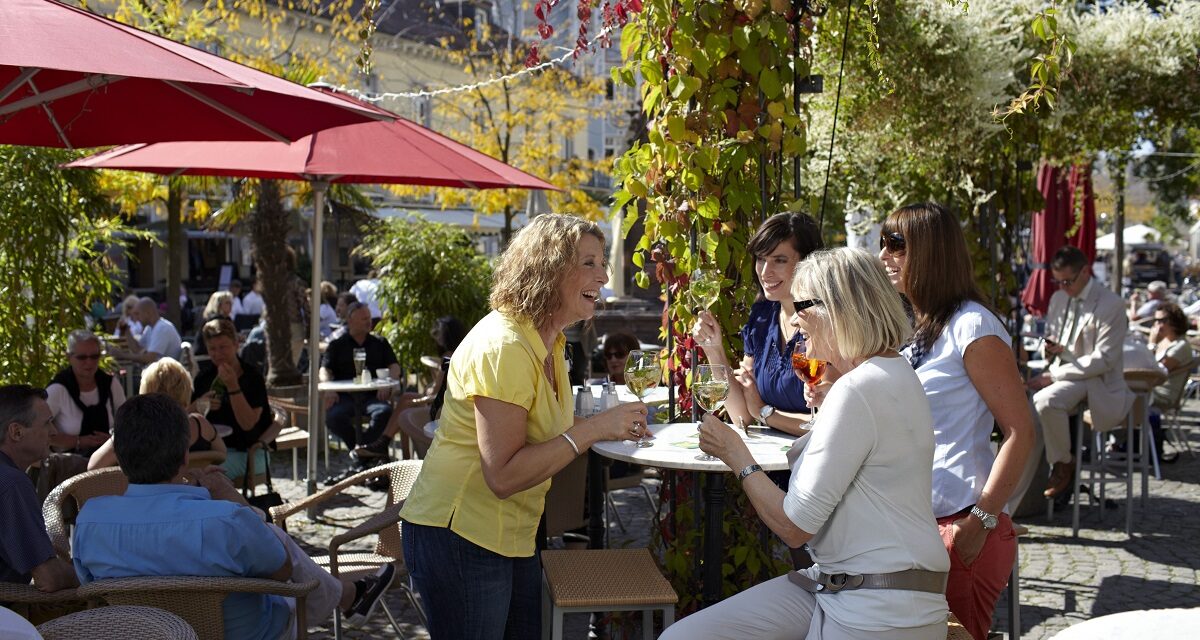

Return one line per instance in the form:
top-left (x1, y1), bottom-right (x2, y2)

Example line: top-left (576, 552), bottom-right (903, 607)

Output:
top-left (268, 524), bottom-right (344, 640)
top-left (657, 575), bottom-right (946, 640)
top-left (1033, 380), bottom-right (1089, 465)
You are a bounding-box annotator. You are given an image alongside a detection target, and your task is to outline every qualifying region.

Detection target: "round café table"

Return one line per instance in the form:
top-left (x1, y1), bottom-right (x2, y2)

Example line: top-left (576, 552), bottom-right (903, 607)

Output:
top-left (309, 377), bottom-right (400, 501)
top-left (1050, 608), bottom-right (1200, 639)
top-left (590, 421), bottom-right (794, 608)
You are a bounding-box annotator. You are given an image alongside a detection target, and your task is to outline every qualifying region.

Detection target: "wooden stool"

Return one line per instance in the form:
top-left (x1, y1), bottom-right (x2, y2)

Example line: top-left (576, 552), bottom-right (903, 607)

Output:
top-left (541, 548), bottom-right (677, 640)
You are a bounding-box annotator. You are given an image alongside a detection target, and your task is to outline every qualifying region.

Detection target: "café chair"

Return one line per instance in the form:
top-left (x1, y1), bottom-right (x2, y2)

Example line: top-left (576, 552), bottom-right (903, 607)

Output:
top-left (37, 605), bottom-right (198, 640)
top-left (270, 460), bottom-right (425, 639)
top-left (77, 576), bottom-right (317, 640)
top-left (42, 467), bottom-right (128, 560)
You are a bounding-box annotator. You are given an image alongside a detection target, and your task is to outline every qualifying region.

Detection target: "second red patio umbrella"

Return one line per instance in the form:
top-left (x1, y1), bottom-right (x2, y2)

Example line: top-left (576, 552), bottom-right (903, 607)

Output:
top-left (67, 91), bottom-right (558, 509)
top-left (1021, 163), bottom-right (1097, 317)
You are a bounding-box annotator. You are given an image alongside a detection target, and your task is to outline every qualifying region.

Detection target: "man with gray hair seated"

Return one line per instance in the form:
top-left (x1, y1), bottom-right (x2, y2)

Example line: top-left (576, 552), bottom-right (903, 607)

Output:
top-left (113, 298), bottom-right (181, 364)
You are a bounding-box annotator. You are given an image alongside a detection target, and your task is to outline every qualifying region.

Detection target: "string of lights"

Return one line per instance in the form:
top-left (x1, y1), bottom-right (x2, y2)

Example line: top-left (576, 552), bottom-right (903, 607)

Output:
top-left (337, 25), bottom-right (616, 102)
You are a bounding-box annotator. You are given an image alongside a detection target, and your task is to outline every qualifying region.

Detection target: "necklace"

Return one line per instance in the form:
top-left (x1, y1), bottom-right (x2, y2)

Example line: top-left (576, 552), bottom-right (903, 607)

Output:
top-left (544, 355), bottom-right (559, 400)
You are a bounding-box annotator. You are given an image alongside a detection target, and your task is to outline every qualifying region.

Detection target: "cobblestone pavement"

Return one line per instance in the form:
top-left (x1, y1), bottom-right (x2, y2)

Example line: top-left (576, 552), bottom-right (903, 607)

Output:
top-left (277, 403), bottom-right (1200, 639)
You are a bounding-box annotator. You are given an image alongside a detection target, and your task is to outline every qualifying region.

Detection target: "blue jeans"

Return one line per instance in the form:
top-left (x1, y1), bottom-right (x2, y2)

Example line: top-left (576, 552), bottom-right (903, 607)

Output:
top-left (326, 392), bottom-right (391, 448)
top-left (402, 520), bottom-right (541, 640)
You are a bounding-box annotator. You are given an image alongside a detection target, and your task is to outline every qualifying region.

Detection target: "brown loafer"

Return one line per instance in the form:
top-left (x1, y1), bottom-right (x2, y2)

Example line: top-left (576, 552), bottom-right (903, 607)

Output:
top-left (1043, 460), bottom-right (1076, 498)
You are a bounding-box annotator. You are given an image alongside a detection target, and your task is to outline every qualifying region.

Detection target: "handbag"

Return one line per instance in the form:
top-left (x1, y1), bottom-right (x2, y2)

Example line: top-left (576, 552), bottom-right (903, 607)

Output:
top-left (242, 450), bottom-right (283, 520)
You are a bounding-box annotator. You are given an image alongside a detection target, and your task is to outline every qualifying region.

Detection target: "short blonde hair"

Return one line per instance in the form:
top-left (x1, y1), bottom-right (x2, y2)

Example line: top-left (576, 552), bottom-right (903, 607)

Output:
top-left (139, 358), bottom-right (194, 408)
top-left (489, 214), bottom-right (605, 328)
top-left (204, 291), bottom-right (233, 320)
top-left (792, 248), bottom-right (911, 361)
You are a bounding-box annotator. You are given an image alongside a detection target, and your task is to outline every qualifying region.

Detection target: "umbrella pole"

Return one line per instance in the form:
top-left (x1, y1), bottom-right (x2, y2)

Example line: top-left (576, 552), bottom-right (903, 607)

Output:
top-left (307, 179), bottom-right (329, 514)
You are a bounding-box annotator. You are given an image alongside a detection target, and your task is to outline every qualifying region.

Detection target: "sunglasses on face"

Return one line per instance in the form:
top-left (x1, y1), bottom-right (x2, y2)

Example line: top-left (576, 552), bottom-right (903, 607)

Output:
top-left (71, 354), bottom-right (101, 361)
top-left (604, 351), bottom-right (626, 359)
top-left (1153, 317), bottom-right (1168, 324)
top-left (879, 231), bottom-right (906, 254)
top-left (792, 299), bottom-right (824, 312)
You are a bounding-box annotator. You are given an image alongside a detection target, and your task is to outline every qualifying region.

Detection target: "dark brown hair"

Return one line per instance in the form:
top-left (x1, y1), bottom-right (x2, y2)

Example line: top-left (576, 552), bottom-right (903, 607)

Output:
top-left (746, 212), bottom-right (823, 297)
top-left (1157, 302), bottom-right (1189, 337)
top-left (883, 202), bottom-right (996, 352)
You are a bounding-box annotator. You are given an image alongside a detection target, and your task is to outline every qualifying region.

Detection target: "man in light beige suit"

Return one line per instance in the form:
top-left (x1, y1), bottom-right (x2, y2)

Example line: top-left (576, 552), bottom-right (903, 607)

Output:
top-left (1028, 246), bottom-right (1132, 498)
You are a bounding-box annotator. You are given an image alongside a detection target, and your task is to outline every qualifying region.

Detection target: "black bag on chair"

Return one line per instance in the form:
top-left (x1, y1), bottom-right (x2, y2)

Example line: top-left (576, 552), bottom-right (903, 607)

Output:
top-left (242, 455), bottom-right (283, 521)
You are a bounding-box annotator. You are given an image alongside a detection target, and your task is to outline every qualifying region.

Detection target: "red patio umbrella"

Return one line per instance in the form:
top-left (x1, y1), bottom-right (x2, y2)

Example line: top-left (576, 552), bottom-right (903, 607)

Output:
top-left (1021, 163), bottom-right (1097, 317)
top-left (67, 90), bottom-right (558, 512)
top-left (0, 0), bottom-right (388, 148)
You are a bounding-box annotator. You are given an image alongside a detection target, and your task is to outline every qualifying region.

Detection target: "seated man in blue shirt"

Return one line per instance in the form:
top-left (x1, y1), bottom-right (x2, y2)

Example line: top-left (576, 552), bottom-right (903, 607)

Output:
top-left (0, 385), bottom-right (78, 592)
top-left (73, 394), bottom-right (395, 639)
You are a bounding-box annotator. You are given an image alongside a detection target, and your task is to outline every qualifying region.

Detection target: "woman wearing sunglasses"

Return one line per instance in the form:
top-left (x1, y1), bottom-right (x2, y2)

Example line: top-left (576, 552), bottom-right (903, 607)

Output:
top-left (45, 330), bottom-right (125, 455)
top-left (665, 248), bottom-right (949, 639)
top-left (692, 212), bottom-right (823, 435)
top-left (879, 203), bottom-right (1034, 640)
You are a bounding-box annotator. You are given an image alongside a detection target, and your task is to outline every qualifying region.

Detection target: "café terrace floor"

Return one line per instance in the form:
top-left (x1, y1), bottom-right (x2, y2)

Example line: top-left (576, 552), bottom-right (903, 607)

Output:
top-left (278, 404), bottom-right (1200, 640)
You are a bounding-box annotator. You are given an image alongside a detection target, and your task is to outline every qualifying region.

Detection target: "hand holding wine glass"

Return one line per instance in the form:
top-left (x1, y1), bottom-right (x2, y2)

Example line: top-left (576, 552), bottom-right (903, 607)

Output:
top-left (624, 350), bottom-right (661, 448)
top-left (690, 268), bottom-right (723, 348)
top-left (693, 364), bottom-right (729, 461)
top-left (791, 342), bottom-right (828, 425)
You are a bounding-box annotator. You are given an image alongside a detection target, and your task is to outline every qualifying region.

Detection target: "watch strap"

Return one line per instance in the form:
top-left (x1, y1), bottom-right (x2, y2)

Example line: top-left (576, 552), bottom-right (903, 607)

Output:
top-left (970, 505), bottom-right (998, 529)
top-left (737, 464), bottom-right (764, 481)
top-left (758, 404), bottom-right (775, 423)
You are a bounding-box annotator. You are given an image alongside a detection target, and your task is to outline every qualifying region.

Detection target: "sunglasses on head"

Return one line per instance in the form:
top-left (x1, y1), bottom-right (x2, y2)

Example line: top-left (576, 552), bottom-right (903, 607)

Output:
top-left (879, 231), bottom-right (906, 254)
top-left (792, 299), bottom-right (824, 312)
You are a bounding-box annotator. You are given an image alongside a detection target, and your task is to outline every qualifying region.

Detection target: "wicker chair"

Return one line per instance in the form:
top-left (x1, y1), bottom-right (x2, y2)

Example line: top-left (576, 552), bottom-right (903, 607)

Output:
top-left (0, 582), bottom-right (83, 620)
top-left (38, 605), bottom-right (198, 640)
top-left (540, 548), bottom-right (677, 640)
top-left (271, 460), bottom-right (424, 639)
top-left (42, 467), bottom-right (128, 560)
top-left (77, 576), bottom-right (318, 640)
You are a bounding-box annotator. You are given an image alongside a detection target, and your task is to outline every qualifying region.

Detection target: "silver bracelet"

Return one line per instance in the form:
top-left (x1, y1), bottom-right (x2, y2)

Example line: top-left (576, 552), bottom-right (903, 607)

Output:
top-left (560, 431), bottom-right (581, 456)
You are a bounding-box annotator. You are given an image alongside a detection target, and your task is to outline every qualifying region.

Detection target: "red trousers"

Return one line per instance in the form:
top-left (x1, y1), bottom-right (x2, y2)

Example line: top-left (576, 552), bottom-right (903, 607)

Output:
top-left (937, 512), bottom-right (1017, 640)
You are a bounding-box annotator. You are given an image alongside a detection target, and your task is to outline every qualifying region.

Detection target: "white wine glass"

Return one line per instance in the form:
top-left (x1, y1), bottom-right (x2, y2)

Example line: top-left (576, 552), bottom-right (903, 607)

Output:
top-left (691, 268), bottom-right (722, 348)
top-left (693, 364), bottom-right (729, 461)
top-left (624, 350), bottom-right (661, 448)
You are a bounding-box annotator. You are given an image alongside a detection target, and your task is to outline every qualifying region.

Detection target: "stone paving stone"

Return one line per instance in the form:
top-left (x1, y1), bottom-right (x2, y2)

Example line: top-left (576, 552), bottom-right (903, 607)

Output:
top-left (274, 402), bottom-right (1200, 639)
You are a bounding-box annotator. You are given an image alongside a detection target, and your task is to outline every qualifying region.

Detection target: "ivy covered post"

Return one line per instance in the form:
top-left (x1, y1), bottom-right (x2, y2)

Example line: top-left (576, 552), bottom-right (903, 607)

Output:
top-left (610, 0), bottom-right (821, 610)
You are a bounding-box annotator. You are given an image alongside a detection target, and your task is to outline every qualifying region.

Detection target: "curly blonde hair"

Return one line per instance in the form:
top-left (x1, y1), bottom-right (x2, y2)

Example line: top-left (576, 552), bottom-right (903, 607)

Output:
top-left (489, 214), bottom-right (605, 328)
top-left (139, 358), bottom-right (194, 408)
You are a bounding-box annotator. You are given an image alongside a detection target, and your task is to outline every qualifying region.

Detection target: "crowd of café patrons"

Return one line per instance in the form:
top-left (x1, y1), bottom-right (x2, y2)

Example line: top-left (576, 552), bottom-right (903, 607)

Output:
top-left (0, 208), bottom-right (1188, 639)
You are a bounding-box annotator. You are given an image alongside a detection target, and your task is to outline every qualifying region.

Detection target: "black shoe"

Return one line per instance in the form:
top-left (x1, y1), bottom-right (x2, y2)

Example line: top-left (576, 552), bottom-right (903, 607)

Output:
top-left (353, 437), bottom-right (392, 460)
top-left (344, 563), bottom-right (396, 627)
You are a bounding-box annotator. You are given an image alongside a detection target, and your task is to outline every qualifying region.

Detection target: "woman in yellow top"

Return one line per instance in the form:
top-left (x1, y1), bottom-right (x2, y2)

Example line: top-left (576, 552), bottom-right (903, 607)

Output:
top-left (400, 214), bottom-right (648, 638)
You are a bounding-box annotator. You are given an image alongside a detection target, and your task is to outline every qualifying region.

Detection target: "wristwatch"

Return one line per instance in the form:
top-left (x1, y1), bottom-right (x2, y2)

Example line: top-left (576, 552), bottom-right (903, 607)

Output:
top-left (970, 505), bottom-right (999, 530)
top-left (758, 404), bottom-right (776, 424)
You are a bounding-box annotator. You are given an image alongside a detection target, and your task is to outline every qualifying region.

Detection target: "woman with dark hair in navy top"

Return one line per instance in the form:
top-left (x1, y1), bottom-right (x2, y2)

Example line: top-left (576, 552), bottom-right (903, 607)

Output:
top-left (692, 212), bottom-right (823, 435)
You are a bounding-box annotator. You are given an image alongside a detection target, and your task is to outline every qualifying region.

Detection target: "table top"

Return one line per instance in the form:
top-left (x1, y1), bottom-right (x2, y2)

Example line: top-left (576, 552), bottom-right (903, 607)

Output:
top-left (318, 378), bottom-right (401, 393)
top-left (1049, 608), bottom-right (1200, 639)
top-left (591, 422), bottom-right (795, 473)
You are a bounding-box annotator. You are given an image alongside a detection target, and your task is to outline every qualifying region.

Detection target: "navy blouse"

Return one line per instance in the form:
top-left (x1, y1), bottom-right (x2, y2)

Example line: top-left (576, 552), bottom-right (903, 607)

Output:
top-left (739, 300), bottom-right (810, 413)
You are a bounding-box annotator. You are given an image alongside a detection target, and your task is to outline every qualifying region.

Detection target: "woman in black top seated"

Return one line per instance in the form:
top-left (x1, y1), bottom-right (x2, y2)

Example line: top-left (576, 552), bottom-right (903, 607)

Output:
top-left (89, 357), bottom-right (225, 469)
top-left (192, 318), bottom-right (274, 480)
top-left (46, 330), bottom-right (123, 456)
